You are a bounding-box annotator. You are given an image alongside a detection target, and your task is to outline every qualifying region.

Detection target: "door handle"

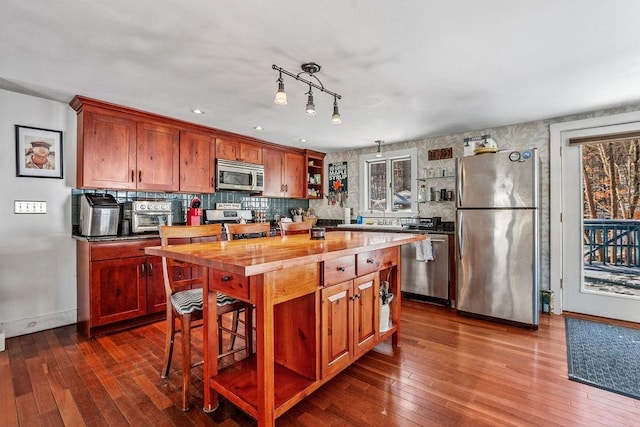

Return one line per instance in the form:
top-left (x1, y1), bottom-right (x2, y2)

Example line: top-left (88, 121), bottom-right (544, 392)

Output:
top-left (140, 263), bottom-right (146, 277)
top-left (456, 160), bottom-right (462, 206)
top-left (148, 262), bottom-right (153, 276)
top-left (457, 212), bottom-right (464, 259)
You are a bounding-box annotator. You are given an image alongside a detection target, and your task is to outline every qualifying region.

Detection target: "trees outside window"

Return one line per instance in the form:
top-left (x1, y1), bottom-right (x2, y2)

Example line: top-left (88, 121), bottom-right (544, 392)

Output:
top-left (582, 139), bottom-right (640, 219)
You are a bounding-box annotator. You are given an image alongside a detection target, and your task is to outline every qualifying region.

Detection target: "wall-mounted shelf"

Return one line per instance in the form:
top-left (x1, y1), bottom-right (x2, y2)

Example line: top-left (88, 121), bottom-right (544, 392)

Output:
top-left (418, 175), bottom-right (455, 181)
top-left (305, 150), bottom-right (325, 199)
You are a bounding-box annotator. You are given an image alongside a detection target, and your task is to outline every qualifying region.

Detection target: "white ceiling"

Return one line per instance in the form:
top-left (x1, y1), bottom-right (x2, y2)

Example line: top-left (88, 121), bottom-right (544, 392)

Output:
top-left (2, 1), bottom-right (640, 153)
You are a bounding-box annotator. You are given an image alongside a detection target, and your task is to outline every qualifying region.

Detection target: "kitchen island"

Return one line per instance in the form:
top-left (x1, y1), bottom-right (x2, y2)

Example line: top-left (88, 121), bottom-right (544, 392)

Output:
top-left (145, 230), bottom-right (424, 426)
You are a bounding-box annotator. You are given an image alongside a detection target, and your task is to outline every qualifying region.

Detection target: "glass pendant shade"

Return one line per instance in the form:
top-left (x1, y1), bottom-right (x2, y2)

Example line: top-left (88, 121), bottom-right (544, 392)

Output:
top-left (274, 80), bottom-right (287, 105)
top-left (331, 99), bottom-right (341, 124)
top-left (305, 88), bottom-right (316, 115)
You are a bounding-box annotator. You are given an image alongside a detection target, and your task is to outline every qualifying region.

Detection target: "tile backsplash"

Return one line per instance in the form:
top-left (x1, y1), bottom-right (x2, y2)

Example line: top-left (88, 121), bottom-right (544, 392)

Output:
top-left (71, 189), bottom-right (310, 227)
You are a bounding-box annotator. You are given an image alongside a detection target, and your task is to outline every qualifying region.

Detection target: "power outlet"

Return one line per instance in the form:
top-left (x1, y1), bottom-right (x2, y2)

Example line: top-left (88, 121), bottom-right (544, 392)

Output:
top-left (15, 200), bottom-right (47, 214)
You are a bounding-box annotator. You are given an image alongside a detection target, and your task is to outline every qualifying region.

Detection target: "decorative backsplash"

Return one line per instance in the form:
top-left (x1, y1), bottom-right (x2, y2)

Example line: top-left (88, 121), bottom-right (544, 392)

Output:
top-left (71, 189), bottom-right (309, 227)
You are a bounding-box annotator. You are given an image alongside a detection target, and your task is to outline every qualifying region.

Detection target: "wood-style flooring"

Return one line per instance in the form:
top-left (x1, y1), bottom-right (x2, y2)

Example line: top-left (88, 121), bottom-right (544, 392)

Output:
top-left (2, 300), bottom-right (639, 426)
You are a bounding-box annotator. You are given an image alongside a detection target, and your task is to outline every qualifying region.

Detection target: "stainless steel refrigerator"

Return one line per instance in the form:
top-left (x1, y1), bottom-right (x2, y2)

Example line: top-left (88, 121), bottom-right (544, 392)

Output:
top-left (456, 149), bottom-right (539, 328)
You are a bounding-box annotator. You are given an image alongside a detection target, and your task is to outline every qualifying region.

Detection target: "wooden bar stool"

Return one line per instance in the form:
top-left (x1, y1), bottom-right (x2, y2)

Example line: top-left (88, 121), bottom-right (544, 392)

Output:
top-left (159, 224), bottom-right (252, 411)
top-left (279, 221), bottom-right (312, 235)
top-left (224, 222), bottom-right (271, 240)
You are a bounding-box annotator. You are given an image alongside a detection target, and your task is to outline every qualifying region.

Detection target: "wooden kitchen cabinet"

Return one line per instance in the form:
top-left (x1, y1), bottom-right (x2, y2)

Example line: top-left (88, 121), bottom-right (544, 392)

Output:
top-left (215, 137), bottom-right (262, 164)
top-left (321, 270), bottom-right (380, 378)
top-left (73, 101), bottom-right (180, 191)
top-left (136, 121), bottom-right (180, 191)
top-left (76, 109), bottom-right (137, 189)
top-left (179, 130), bottom-right (214, 193)
top-left (262, 147), bottom-right (305, 198)
top-left (77, 238), bottom-right (166, 338)
top-left (70, 96), bottom-right (325, 194)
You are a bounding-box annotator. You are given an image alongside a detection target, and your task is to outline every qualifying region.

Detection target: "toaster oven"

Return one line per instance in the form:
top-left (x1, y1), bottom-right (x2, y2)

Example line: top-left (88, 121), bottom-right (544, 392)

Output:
top-left (125, 200), bottom-right (173, 233)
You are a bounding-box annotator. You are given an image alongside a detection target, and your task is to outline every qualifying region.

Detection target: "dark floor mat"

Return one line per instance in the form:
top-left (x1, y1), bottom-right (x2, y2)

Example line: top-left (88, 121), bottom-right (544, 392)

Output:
top-left (565, 317), bottom-right (640, 400)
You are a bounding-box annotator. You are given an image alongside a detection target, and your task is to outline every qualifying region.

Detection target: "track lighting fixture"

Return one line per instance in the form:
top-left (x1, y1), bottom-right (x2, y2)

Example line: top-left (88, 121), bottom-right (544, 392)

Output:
top-left (375, 140), bottom-right (383, 158)
top-left (272, 62), bottom-right (342, 124)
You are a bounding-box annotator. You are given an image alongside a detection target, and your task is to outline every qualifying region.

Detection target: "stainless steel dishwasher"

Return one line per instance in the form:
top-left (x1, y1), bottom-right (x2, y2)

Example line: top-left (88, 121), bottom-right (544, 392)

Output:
top-left (401, 232), bottom-right (450, 305)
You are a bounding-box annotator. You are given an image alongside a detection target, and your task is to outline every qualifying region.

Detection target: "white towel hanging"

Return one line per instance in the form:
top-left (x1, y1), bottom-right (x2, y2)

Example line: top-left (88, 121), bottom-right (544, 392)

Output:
top-left (415, 238), bottom-right (434, 262)
top-left (423, 238), bottom-right (434, 262)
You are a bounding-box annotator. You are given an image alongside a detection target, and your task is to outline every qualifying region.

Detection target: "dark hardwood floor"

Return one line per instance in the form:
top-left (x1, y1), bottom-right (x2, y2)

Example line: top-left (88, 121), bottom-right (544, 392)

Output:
top-left (2, 300), bottom-right (639, 426)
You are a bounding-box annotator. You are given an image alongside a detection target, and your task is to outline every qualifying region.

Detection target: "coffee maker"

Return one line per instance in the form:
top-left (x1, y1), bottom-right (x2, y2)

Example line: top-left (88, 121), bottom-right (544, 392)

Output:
top-left (187, 197), bottom-right (202, 226)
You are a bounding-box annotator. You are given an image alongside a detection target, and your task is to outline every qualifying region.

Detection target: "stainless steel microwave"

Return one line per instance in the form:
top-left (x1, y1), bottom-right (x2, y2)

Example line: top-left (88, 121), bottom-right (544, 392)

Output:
top-left (216, 159), bottom-right (264, 192)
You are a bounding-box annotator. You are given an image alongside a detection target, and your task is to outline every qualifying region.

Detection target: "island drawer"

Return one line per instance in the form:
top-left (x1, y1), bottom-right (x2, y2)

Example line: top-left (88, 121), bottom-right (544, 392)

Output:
top-left (323, 255), bottom-right (356, 286)
top-left (209, 269), bottom-right (250, 300)
top-left (356, 247), bottom-right (398, 276)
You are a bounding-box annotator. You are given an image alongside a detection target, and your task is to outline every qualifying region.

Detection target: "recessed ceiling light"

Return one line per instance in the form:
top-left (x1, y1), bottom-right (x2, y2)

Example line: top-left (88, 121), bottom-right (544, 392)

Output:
top-left (299, 138), bottom-right (307, 143)
top-left (254, 125), bottom-right (263, 131)
top-left (191, 109), bottom-right (204, 114)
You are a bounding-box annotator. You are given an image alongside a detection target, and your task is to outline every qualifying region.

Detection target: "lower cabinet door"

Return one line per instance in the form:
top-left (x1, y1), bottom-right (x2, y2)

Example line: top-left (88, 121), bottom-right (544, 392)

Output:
top-left (91, 256), bottom-right (147, 326)
top-left (321, 280), bottom-right (353, 378)
top-left (353, 272), bottom-right (380, 357)
top-left (146, 255), bottom-right (167, 313)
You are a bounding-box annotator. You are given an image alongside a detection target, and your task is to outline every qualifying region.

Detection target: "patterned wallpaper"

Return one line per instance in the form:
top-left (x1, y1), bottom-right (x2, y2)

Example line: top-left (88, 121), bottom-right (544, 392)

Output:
top-left (310, 102), bottom-right (640, 291)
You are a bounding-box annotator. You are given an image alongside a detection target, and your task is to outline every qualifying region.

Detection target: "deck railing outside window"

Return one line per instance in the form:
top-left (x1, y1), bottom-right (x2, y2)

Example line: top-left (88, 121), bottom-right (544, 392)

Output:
top-left (583, 219), bottom-right (640, 266)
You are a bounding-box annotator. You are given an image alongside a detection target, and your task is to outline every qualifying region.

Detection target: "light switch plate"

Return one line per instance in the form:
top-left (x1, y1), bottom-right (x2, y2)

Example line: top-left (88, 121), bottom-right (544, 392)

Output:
top-left (15, 200), bottom-right (47, 214)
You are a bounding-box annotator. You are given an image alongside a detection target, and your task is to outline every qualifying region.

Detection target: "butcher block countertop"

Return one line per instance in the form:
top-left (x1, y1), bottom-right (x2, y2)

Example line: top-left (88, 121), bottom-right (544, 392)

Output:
top-left (144, 230), bottom-right (425, 277)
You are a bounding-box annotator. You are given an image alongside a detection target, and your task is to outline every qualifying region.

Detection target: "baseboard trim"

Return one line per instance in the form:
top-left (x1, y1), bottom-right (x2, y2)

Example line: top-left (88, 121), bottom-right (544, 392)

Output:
top-left (2, 309), bottom-right (77, 339)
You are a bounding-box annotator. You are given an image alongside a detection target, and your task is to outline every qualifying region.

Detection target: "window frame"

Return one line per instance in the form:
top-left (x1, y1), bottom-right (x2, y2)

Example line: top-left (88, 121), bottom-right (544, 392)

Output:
top-left (358, 147), bottom-right (418, 217)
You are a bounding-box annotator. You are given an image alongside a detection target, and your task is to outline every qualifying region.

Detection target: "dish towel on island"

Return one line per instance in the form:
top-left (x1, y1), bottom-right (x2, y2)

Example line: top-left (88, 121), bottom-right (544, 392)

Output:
top-left (415, 238), bottom-right (434, 262)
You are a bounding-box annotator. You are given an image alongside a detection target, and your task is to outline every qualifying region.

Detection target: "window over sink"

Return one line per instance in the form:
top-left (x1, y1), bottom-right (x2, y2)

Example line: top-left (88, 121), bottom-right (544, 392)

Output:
top-left (359, 148), bottom-right (417, 215)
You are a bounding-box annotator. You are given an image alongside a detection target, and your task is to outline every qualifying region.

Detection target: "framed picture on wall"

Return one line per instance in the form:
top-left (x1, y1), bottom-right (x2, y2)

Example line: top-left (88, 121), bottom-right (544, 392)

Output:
top-left (15, 125), bottom-right (63, 179)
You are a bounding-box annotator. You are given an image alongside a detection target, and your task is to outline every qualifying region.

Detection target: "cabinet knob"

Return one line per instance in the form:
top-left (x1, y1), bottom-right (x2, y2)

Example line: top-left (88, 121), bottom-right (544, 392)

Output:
top-left (366, 259), bottom-right (374, 264)
top-left (222, 276), bottom-right (231, 282)
top-left (337, 266), bottom-right (345, 272)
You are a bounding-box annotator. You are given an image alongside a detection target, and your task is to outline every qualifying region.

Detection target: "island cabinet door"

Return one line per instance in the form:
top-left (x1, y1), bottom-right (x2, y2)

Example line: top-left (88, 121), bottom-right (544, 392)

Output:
top-left (90, 256), bottom-right (148, 326)
top-left (353, 272), bottom-right (380, 357)
top-left (321, 280), bottom-right (354, 378)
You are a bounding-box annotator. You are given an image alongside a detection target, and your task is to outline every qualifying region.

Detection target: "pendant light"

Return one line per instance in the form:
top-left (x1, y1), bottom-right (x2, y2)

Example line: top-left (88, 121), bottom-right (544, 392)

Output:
top-left (274, 71), bottom-right (287, 105)
top-left (331, 95), bottom-right (342, 124)
top-left (375, 140), bottom-right (383, 158)
top-left (305, 85), bottom-right (316, 115)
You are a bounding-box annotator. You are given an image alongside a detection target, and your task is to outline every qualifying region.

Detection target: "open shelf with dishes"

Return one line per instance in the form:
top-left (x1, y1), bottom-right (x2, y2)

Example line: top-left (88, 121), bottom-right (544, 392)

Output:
top-left (305, 150), bottom-right (325, 199)
top-left (417, 177), bottom-right (455, 203)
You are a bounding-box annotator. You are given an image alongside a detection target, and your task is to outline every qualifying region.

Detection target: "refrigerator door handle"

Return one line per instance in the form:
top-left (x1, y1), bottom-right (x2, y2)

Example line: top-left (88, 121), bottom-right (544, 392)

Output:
top-left (457, 212), bottom-right (464, 259)
top-left (456, 159), bottom-right (463, 206)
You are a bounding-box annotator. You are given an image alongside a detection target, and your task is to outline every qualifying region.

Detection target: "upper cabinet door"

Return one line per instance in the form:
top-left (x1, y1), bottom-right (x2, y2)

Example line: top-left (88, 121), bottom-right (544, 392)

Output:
top-left (239, 142), bottom-right (262, 164)
top-left (180, 131), bottom-right (214, 193)
top-left (284, 152), bottom-right (305, 199)
top-left (80, 110), bottom-right (137, 189)
top-left (136, 122), bottom-right (180, 192)
top-left (262, 147), bottom-right (284, 197)
top-left (216, 137), bottom-right (262, 164)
